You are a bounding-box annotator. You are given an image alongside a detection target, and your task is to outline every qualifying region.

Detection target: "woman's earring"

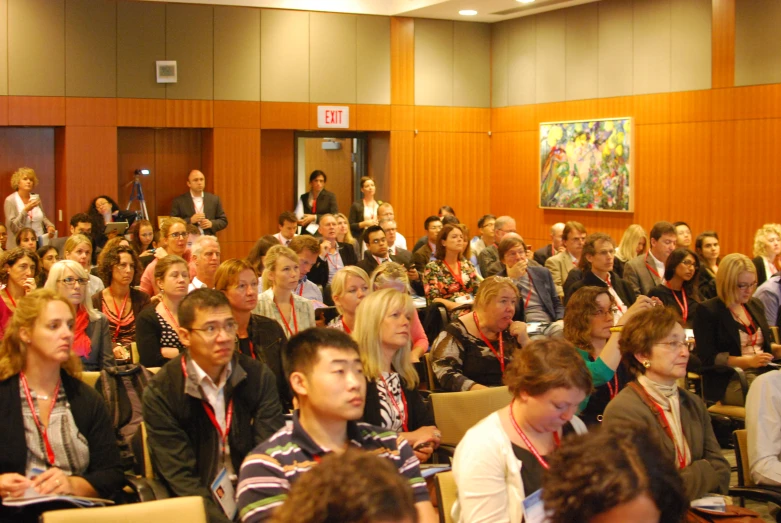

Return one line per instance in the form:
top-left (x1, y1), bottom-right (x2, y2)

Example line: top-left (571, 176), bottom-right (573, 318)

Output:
top-left (643, 360), bottom-right (651, 368)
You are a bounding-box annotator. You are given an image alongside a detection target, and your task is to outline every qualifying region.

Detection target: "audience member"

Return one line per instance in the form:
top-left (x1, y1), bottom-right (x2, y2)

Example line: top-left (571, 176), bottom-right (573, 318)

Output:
top-left (15, 227), bottom-right (37, 252)
top-left (93, 245), bottom-right (150, 354)
top-left (88, 195), bottom-right (134, 254)
top-left (564, 287), bottom-right (653, 426)
top-left (45, 261), bottom-right (115, 371)
top-left (274, 211), bottom-right (297, 247)
top-left (215, 259), bottom-right (291, 411)
top-left (673, 221), bottom-right (692, 248)
top-left (288, 235), bottom-right (325, 304)
top-left (614, 224), bottom-right (647, 278)
top-left (35, 245), bottom-right (58, 288)
top-left (296, 170), bottom-right (338, 230)
top-left (128, 218), bottom-right (155, 259)
top-left (545, 221), bottom-right (587, 298)
top-left (623, 221), bottom-right (677, 296)
top-left (354, 289), bottom-right (441, 463)
top-left (4, 167), bottom-right (55, 250)
top-left (752, 223), bottom-right (781, 285)
top-left (171, 169), bottom-right (228, 235)
top-left (95, 235), bottom-right (132, 269)
top-left (412, 216), bottom-right (442, 272)
top-left (0, 290), bottom-right (123, 517)
top-left (63, 234), bottom-right (104, 296)
top-left (247, 234), bottom-right (280, 278)
top-left (335, 212), bottom-right (359, 259)
top-left (532, 222), bottom-right (565, 266)
top-left (565, 233), bottom-right (637, 314)
top-left (142, 289), bottom-right (284, 522)
top-left (746, 369), bottom-right (781, 486)
top-left (543, 424), bottom-right (688, 523)
top-left (647, 248), bottom-right (701, 326)
top-left (496, 236), bottom-right (564, 336)
top-left (51, 212), bottom-right (92, 258)
top-left (268, 449), bottom-right (418, 523)
top-left (452, 338), bottom-right (590, 522)
top-left (140, 217), bottom-right (189, 296)
top-left (755, 273), bottom-right (781, 328)
top-left (254, 245), bottom-right (316, 338)
top-left (477, 215), bottom-right (516, 277)
top-left (317, 214), bottom-right (358, 284)
top-left (349, 176), bottom-right (381, 242)
top-left (136, 255), bottom-right (189, 367)
top-left (693, 253), bottom-right (780, 405)
top-left (603, 306), bottom-right (730, 500)
top-left (423, 223), bottom-right (478, 311)
top-left (236, 328), bottom-right (435, 523)
top-left (0, 223), bottom-right (7, 251)
top-left (189, 235), bottom-right (221, 291)
top-left (695, 230), bottom-right (720, 300)
top-left (431, 276), bottom-right (529, 391)
top-left (0, 248), bottom-right (39, 341)
top-left (377, 203), bottom-right (407, 250)
top-left (471, 214), bottom-right (496, 258)
top-left (328, 266), bottom-right (369, 334)
top-left (380, 219), bottom-right (422, 295)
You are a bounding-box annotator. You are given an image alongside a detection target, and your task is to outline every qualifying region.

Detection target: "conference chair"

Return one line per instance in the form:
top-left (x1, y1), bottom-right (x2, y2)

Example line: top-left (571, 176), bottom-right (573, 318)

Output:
top-left (435, 471), bottom-right (457, 523)
top-left (41, 496), bottom-right (207, 523)
top-left (80, 371), bottom-right (101, 388)
top-left (424, 352), bottom-right (439, 392)
top-left (731, 429), bottom-right (781, 520)
top-left (127, 422), bottom-right (171, 501)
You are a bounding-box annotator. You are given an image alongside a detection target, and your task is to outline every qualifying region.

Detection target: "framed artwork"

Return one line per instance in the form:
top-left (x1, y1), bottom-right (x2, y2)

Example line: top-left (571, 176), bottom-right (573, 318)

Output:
top-left (539, 117), bottom-right (633, 212)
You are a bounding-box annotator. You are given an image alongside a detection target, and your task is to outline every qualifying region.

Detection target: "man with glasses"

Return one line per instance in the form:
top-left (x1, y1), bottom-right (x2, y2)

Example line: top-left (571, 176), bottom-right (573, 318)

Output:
top-left (142, 289), bottom-right (285, 523)
top-left (545, 221), bottom-right (587, 298)
top-left (478, 215), bottom-right (517, 277)
top-left (624, 221), bottom-right (678, 296)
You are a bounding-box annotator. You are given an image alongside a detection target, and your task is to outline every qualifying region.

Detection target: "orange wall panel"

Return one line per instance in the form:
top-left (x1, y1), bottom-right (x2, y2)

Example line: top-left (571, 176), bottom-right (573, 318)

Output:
top-left (117, 98), bottom-right (166, 128)
top-left (453, 108), bottom-right (491, 133)
top-left (391, 105), bottom-right (414, 131)
top-left (166, 99), bottom-right (214, 128)
top-left (214, 100), bottom-right (261, 129)
top-left (259, 130), bottom-right (295, 235)
top-left (389, 131), bottom-right (414, 239)
top-left (0, 97), bottom-right (8, 126)
top-left (260, 102), bottom-right (309, 130)
top-left (355, 104), bottom-right (391, 131)
top-left (8, 97), bottom-right (66, 126)
top-left (712, 0), bottom-right (735, 89)
top-left (732, 84), bottom-right (781, 121)
top-left (65, 98), bottom-right (118, 126)
top-left (220, 241), bottom-right (256, 261)
top-left (415, 107), bottom-right (453, 132)
top-left (670, 90), bottom-right (712, 123)
top-left (391, 17), bottom-right (414, 106)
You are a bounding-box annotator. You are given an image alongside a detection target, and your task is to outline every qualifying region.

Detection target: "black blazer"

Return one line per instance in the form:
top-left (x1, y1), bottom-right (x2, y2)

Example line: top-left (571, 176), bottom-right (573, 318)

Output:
top-left (299, 189), bottom-right (338, 221)
top-left (647, 284), bottom-right (699, 326)
top-left (753, 256), bottom-right (771, 286)
top-left (238, 314), bottom-right (292, 412)
top-left (170, 192), bottom-right (228, 235)
top-left (565, 270), bottom-right (637, 308)
top-left (306, 241), bottom-right (358, 287)
top-left (532, 244), bottom-right (554, 266)
top-left (348, 199), bottom-right (383, 240)
top-left (0, 372), bottom-right (124, 500)
top-left (362, 377), bottom-right (434, 432)
top-left (693, 297), bottom-right (773, 401)
top-left (698, 268), bottom-right (717, 301)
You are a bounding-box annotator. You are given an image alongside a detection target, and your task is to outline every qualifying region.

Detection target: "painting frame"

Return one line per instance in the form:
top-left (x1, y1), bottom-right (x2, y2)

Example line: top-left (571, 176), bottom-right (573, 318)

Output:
top-left (538, 116), bottom-right (634, 213)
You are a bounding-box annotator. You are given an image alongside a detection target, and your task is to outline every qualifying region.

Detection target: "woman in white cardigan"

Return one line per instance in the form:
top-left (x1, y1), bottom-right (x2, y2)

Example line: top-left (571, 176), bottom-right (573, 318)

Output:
top-left (452, 338), bottom-right (592, 523)
top-left (4, 167), bottom-right (55, 249)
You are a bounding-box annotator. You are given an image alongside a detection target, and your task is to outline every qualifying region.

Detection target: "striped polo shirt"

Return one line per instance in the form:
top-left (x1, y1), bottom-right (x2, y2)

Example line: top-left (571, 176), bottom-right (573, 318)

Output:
top-left (237, 411), bottom-right (429, 522)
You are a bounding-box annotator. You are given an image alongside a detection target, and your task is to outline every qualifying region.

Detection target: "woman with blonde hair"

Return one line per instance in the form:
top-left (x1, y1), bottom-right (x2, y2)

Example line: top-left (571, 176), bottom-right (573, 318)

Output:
top-left (694, 253), bottom-right (781, 405)
top-left (63, 234), bottom-right (104, 296)
top-left (254, 245), bottom-right (315, 338)
top-left (45, 261), bottom-right (115, 371)
top-left (614, 224), bottom-right (647, 278)
top-left (139, 217), bottom-right (189, 296)
top-left (328, 266), bottom-right (370, 334)
top-left (4, 167), bottom-right (55, 250)
top-left (752, 223), bottom-right (781, 285)
top-left (354, 288), bottom-right (441, 463)
top-left (0, 290), bottom-right (123, 515)
top-left (370, 262), bottom-right (428, 361)
top-left (335, 213), bottom-right (359, 258)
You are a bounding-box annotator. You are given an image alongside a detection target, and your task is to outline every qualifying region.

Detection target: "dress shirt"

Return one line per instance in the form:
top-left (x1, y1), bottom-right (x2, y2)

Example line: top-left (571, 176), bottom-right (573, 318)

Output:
top-left (188, 276), bottom-right (208, 293)
top-left (764, 257), bottom-right (779, 279)
top-left (746, 370), bottom-right (781, 486)
top-left (393, 233), bottom-right (408, 251)
top-left (568, 251), bottom-right (578, 265)
top-left (274, 233), bottom-right (294, 247)
top-left (648, 251), bottom-right (666, 280)
top-left (191, 192), bottom-right (204, 233)
top-left (188, 357), bottom-right (235, 476)
top-left (295, 277), bottom-right (323, 303)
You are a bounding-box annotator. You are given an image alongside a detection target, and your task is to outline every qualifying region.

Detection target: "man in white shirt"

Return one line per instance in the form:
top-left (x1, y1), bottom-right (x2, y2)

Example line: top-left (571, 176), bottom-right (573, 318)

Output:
top-left (623, 221), bottom-right (677, 295)
top-left (746, 370), bottom-right (781, 485)
top-left (189, 235), bottom-right (221, 292)
top-left (289, 235), bottom-right (324, 304)
top-left (377, 203), bottom-right (407, 250)
top-left (171, 170), bottom-right (228, 236)
top-left (470, 214), bottom-right (496, 258)
top-left (275, 211), bottom-right (298, 247)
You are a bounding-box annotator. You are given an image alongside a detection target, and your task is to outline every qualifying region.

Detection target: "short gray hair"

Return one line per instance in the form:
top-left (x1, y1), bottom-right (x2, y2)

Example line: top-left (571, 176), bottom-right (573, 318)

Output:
top-left (191, 235), bottom-right (220, 259)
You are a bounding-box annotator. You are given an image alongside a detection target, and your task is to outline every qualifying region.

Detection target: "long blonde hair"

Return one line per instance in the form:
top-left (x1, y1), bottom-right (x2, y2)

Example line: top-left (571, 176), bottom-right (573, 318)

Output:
top-left (352, 288), bottom-right (418, 388)
top-left (336, 213), bottom-right (356, 245)
top-left (616, 224), bottom-right (647, 262)
top-left (0, 289), bottom-right (81, 380)
top-left (261, 245), bottom-right (299, 291)
top-left (44, 260), bottom-right (101, 321)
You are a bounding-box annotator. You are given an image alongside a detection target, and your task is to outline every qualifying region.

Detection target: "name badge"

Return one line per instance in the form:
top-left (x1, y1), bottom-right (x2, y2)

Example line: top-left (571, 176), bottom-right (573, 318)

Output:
top-left (211, 467), bottom-right (237, 520)
top-left (522, 488), bottom-right (549, 523)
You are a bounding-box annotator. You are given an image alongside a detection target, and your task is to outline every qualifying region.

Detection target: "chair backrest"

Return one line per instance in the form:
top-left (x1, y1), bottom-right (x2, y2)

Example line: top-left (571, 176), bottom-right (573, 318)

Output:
top-left (435, 471), bottom-right (457, 523)
top-left (431, 386), bottom-right (512, 447)
top-left (80, 371), bottom-right (101, 388)
top-left (42, 496), bottom-right (207, 523)
top-left (132, 421), bottom-right (155, 480)
top-left (130, 341), bottom-right (139, 364)
top-left (424, 352), bottom-right (438, 391)
top-left (771, 326), bottom-right (780, 344)
top-left (733, 429), bottom-right (754, 487)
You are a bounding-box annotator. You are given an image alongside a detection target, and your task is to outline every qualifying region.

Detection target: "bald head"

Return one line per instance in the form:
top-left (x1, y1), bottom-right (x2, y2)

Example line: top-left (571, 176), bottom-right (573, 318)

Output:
top-left (494, 216), bottom-right (517, 244)
top-left (550, 222), bottom-right (565, 250)
top-left (187, 170), bottom-right (206, 196)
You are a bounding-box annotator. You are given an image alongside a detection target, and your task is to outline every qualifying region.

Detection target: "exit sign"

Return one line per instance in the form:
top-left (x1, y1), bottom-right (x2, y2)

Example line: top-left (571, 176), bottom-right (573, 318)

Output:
top-left (317, 106), bottom-right (350, 129)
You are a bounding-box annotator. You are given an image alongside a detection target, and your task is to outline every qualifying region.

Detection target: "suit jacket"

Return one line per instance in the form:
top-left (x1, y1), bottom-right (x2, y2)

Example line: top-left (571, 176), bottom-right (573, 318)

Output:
top-left (497, 266), bottom-right (564, 321)
top-left (564, 270), bottom-right (637, 307)
top-left (358, 249), bottom-right (424, 296)
top-left (693, 297), bottom-right (773, 402)
top-left (412, 244), bottom-right (434, 274)
top-left (478, 245), bottom-right (499, 277)
top-left (533, 244), bottom-right (554, 266)
top-left (544, 251), bottom-right (576, 298)
top-left (698, 268), bottom-right (717, 301)
top-left (622, 253), bottom-right (662, 295)
top-left (347, 199), bottom-right (383, 241)
top-left (307, 241), bottom-right (358, 287)
top-left (170, 192), bottom-right (228, 235)
top-left (299, 189), bottom-right (338, 221)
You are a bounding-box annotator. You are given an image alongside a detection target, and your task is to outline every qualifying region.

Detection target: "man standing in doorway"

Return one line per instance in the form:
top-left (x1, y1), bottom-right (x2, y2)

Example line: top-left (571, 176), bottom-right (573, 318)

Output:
top-left (171, 170), bottom-right (228, 236)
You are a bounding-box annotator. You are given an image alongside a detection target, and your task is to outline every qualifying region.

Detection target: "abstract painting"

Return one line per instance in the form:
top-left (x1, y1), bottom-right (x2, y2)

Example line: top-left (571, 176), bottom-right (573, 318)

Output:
top-left (539, 117), bottom-right (633, 212)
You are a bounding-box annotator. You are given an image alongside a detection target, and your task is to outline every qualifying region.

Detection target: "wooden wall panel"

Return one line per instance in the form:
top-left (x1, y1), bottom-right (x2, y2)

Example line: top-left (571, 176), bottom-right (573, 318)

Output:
top-left (153, 130), bottom-right (203, 219)
top-left (0, 0), bottom-right (7, 96)
top-left (0, 97), bottom-right (7, 126)
top-left (214, 101), bottom-right (261, 129)
top-left (261, 102), bottom-right (310, 130)
top-left (65, 98), bottom-right (117, 127)
top-left (260, 130), bottom-right (296, 235)
top-left (390, 17), bottom-right (414, 106)
top-left (166, 100), bottom-right (214, 128)
top-left (389, 131), bottom-right (414, 239)
top-left (8, 97), bottom-right (65, 126)
top-left (391, 106), bottom-right (414, 131)
top-left (0, 128), bottom-right (56, 223)
top-left (356, 105), bottom-right (391, 131)
top-left (117, 98), bottom-right (166, 128)
top-left (117, 128), bottom-right (157, 222)
top-left (713, 0), bottom-right (735, 89)
top-left (368, 132), bottom-right (390, 202)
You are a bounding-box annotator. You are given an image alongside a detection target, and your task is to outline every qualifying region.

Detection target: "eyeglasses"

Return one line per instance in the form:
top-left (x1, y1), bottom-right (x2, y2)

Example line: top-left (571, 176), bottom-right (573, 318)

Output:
top-left (370, 237), bottom-right (387, 245)
top-left (189, 321), bottom-right (239, 339)
top-left (58, 277), bottom-right (89, 287)
top-left (679, 260), bottom-right (696, 267)
top-left (656, 340), bottom-right (691, 352)
top-left (168, 232), bottom-right (188, 239)
top-left (737, 282), bottom-right (758, 291)
top-left (592, 307), bottom-right (619, 318)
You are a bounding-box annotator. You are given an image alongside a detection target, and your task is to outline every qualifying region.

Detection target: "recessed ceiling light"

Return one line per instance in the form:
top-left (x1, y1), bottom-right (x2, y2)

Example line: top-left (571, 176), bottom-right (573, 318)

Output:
top-left (517, 0), bottom-right (536, 4)
top-left (459, 9), bottom-right (478, 15)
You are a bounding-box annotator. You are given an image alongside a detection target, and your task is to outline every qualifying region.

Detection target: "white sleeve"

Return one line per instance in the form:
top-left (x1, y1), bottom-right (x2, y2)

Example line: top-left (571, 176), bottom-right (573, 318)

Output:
top-left (747, 371), bottom-right (781, 486)
top-left (294, 198), bottom-right (304, 219)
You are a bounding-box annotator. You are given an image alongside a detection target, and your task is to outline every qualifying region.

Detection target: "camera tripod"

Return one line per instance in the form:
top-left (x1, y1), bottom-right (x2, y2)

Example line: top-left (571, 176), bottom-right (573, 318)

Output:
top-left (126, 174), bottom-right (149, 221)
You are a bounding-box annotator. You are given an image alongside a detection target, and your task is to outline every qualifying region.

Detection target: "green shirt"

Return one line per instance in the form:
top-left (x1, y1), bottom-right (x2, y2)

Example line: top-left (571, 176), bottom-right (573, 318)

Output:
top-left (576, 348), bottom-right (616, 412)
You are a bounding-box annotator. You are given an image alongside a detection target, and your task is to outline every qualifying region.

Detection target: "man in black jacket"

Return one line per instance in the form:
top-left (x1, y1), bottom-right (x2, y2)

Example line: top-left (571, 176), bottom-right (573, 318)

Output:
top-left (142, 289), bottom-right (284, 522)
top-left (170, 170), bottom-right (228, 236)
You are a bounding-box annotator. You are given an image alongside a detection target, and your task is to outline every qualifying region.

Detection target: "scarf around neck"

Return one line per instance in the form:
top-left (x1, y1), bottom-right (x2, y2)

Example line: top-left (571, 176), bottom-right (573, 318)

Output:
top-left (638, 374), bottom-right (691, 467)
top-left (72, 306), bottom-right (92, 359)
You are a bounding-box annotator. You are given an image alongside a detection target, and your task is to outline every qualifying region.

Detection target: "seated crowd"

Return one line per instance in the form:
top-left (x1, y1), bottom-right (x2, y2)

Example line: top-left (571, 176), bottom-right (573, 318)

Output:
top-left (1, 165), bottom-right (780, 523)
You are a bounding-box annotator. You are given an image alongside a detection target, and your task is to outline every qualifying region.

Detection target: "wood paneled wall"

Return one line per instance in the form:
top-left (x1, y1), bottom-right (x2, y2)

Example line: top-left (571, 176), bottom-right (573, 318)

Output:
top-left (304, 138), bottom-right (354, 216)
top-left (0, 128), bottom-right (56, 223)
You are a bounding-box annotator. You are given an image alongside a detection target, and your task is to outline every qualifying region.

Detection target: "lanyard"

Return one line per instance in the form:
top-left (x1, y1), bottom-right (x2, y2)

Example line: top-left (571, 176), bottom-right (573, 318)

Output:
top-left (109, 291), bottom-right (130, 343)
top-left (649, 400), bottom-right (687, 469)
top-left (508, 399), bottom-right (560, 470)
top-left (161, 301), bottom-right (180, 330)
top-left (604, 275), bottom-right (624, 313)
top-left (20, 372), bottom-right (61, 466)
top-left (4, 288), bottom-right (16, 309)
top-left (296, 281), bottom-right (305, 296)
top-left (443, 260), bottom-right (465, 289)
top-left (325, 251), bottom-right (341, 269)
top-left (239, 337), bottom-right (256, 360)
top-left (379, 373), bottom-right (408, 432)
top-left (645, 253), bottom-right (662, 280)
top-left (274, 296), bottom-right (298, 337)
top-left (665, 283), bottom-right (688, 323)
top-left (473, 312), bottom-right (505, 372)
top-left (341, 317), bottom-right (352, 334)
top-left (605, 373), bottom-right (619, 400)
top-left (180, 358), bottom-right (234, 455)
top-left (735, 305), bottom-right (758, 347)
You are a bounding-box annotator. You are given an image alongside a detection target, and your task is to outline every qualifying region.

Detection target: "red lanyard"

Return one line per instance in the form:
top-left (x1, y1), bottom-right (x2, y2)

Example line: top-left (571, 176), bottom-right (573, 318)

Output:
top-left (20, 372), bottom-right (61, 466)
top-left (180, 358), bottom-right (233, 455)
top-left (325, 251), bottom-right (341, 269)
top-left (735, 305), bottom-right (758, 347)
top-left (665, 283), bottom-right (688, 323)
top-left (645, 253), bottom-right (662, 280)
top-left (161, 301), bottom-right (179, 330)
top-left (605, 374), bottom-right (619, 400)
top-left (109, 291), bottom-right (130, 343)
top-left (473, 312), bottom-right (505, 372)
top-left (604, 275), bottom-right (624, 313)
top-left (521, 272), bottom-right (534, 309)
top-left (443, 260), bottom-right (465, 289)
top-left (274, 296), bottom-right (298, 337)
top-left (311, 195), bottom-right (317, 214)
top-left (297, 281), bottom-right (304, 296)
top-left (4, 288), bottom-right (16, 309)
top-left (649, 400), bottom-right (687, 469)
top-left (341, 317), bottom-right (351, 334)
top-left (379, 374), bottom-right (408, 432)
top-left (508, 399), bottom-right (560, 470)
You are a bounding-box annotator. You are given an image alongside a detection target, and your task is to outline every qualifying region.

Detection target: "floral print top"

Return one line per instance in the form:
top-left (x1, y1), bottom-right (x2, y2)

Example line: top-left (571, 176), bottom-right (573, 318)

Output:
top-left (423, 258), bottom-right (479, 303)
